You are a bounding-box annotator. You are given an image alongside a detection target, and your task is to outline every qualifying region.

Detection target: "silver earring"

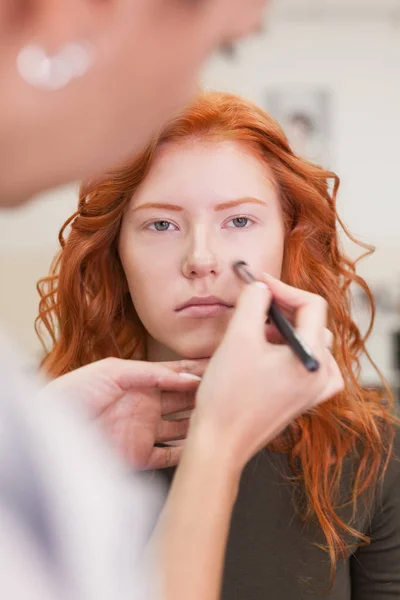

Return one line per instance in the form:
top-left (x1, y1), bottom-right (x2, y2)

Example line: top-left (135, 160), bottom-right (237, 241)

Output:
top-left (17, 42), bottom-right (93, 91)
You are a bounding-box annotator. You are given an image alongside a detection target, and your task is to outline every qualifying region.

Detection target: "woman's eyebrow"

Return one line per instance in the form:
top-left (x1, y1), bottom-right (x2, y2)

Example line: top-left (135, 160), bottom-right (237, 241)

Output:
top-left (131, 202), bottom-right (184, 213)
top-left (131, 197), bottom-right (267, 214)
top-left (214, 197), bottom-right (267, 211)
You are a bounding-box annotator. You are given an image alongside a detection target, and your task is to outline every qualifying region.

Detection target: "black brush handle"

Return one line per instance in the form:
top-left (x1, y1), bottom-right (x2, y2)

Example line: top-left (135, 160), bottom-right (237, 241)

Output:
top-left (233, 261), bottom-right (319, 373)
top-left (268, 302), bottom-right (319, 372)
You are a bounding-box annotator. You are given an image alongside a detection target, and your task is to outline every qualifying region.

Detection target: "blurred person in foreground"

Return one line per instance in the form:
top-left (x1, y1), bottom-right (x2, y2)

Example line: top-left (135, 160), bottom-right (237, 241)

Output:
top-left (0, 2), bottom-right (344, 600)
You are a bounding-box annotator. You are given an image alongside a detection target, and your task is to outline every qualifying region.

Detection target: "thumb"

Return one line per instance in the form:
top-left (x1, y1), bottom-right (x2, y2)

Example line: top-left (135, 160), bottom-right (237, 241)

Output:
top-left (226, 281), bottom-right (272, 341)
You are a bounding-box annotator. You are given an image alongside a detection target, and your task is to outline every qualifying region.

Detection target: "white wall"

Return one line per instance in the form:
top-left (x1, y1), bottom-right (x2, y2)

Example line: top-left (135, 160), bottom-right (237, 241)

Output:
top-left (203, 19), bottom-right (400, 246)
top-left (1, 14), bottom-right (399, 380)
top-left (0, 185), bottom-right (78, 366)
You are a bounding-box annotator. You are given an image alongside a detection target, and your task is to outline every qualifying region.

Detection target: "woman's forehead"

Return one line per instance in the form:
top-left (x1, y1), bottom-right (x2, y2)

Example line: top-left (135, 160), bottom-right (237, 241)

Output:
top-left (131, 139), bottom-right (278, 205)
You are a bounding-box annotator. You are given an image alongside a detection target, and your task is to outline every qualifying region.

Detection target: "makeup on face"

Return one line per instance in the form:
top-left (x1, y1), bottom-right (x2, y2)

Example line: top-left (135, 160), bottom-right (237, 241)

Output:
top-left (233, 261), bottom-right (320, 373)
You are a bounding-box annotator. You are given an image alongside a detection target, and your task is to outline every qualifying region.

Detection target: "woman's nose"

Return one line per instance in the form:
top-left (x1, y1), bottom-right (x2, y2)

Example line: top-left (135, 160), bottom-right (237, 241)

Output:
top-left (182, 228), bottom-right (220, 279)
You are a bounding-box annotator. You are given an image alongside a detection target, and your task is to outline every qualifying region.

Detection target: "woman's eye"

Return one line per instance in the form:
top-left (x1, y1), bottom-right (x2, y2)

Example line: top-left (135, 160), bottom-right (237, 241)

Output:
top-left (148, 220), bottom-right (176, 232)
top-left (226, 217), bottom-right (251, 229)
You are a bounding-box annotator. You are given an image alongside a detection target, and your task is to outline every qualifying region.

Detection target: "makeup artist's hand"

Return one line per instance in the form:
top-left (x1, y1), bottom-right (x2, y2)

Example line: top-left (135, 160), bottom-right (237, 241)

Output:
top-left (42, 358), bottom-right (205, 469)
top-left (191, 275), bottom-right (344, 471)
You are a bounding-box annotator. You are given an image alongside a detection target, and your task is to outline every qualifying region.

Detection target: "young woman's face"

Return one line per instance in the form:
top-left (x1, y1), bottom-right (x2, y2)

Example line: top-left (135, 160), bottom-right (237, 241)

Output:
top-left (119, 140), bottom-right (285, 360)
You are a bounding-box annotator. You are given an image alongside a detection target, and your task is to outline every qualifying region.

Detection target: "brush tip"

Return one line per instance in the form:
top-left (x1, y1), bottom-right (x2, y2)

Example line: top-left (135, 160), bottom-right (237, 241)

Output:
top-left (232, 260), bottom-right (248, 270)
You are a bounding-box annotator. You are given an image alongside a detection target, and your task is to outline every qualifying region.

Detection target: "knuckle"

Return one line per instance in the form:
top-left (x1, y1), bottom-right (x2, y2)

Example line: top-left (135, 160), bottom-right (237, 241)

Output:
top-left (154, 372), bottom-right (167, 389)
top-left (306, 290), bottom-right (327, 311)
top-left (177, 360), bottom-right (191, 374)
top-left (178, 419), bottom-right (188, 436)
top-left (165, 446), bottom-right (173, 468)
top-left (316, 294), bottom-right (328, 313)
top-left (332, 369), bottom-right (345, 392)
top-left (161, 393), bottom-right (172, 413)
top-left (325, 329), bottom-right (334, 347)
top-left (103, 356), bottom-right (121, 369)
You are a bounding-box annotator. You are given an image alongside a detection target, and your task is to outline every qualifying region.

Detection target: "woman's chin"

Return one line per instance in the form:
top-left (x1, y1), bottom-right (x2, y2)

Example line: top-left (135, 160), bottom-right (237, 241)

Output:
top-left (179, 345), bottom-right (219, 361)
top-left (146, 333), bottom-right (220, 362)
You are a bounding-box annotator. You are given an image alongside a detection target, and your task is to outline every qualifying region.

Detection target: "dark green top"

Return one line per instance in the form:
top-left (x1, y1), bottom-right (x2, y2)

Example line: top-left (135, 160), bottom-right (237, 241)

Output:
top-left (158, 433), bottom-right (400, 599)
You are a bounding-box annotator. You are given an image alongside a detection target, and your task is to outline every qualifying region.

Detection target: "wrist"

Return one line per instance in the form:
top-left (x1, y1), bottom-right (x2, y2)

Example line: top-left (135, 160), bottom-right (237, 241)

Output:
top-left (184, 412), bottom-right (244, 487)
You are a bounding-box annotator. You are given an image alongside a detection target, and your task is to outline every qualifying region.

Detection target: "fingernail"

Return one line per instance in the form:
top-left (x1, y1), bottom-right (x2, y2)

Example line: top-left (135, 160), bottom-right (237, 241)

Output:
top-left (253, 281), bottom-right (268, 290)
top-left (262, 272), bottom-right (277, 282)
top-left (178, 372), bottom-right (202, 381)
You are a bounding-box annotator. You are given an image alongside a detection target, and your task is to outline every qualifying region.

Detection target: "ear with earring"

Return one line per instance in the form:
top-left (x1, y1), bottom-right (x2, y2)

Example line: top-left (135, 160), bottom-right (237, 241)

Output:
top-left (17, 41), bottom-right (94, 91)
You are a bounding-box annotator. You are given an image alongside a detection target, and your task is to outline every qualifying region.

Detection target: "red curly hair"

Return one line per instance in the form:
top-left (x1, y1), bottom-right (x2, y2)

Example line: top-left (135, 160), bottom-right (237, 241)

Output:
top-left (36, 91), bottom-right (396, 577)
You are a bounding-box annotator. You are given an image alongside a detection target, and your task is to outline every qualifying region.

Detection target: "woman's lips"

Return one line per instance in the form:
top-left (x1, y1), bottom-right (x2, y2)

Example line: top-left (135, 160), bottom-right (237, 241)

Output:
top-left (175, 296), bottom-right (234, 318)
top-left (177, 303), bottom-right (233, 318)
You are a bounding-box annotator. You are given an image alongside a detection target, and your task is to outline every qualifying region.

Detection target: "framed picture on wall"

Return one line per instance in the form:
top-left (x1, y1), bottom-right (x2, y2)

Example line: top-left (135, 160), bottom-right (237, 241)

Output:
top-left (265, 87), bottom-right (332, 168)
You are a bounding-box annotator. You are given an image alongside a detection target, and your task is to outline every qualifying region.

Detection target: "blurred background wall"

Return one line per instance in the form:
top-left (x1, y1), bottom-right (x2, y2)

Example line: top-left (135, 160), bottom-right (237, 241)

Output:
top-left (1, 0), bottom-right (400, 386)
